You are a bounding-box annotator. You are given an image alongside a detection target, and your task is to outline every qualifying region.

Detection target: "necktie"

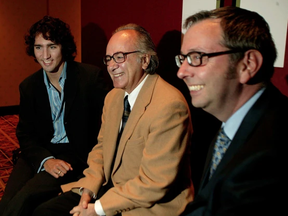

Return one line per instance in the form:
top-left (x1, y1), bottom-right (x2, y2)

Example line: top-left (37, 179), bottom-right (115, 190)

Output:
top-left (108, 95), bottom-right (131, 187)
top-left (119, 95), bottom-right (131, 136)
top-left (209, 128), bottom-right (231, 179)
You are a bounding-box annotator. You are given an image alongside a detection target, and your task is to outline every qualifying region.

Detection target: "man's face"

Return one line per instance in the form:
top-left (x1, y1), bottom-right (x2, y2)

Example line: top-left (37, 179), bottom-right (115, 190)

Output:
top-left (177, 19), bottom-right (240, 118)
top-left (106, 30), bottom-right (146, 93)
top-left (34, 33), bottom-right (64, 74)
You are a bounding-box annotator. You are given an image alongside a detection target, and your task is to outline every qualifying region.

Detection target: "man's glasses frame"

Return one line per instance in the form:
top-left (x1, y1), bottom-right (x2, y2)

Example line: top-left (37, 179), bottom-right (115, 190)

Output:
top-left (175, 49), bottom-right (245, 67)
top-left (103, 51), bottom-right (140, 65)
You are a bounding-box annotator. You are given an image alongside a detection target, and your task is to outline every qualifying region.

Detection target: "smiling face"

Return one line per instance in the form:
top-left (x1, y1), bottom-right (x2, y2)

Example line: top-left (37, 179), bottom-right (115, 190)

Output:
top-left (106, 30), bottom-right (148, 93)
top-left (34, 33), bottom-right (64, 74)
top-left (177, 19), bottom-right (241, 119)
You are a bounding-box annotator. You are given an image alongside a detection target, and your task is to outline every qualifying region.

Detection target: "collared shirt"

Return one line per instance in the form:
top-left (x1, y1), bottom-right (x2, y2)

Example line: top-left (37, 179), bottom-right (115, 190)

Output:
top-left (37, 62), bottom-right (69, 173)
top-left (43, 62), bottom-right (69, 144)
top-left (95, 74), bottom-right (149, 216)
top-left (223, 87), bottom-right (266, 140)
top-left (126, 73), bottom-right (149, 109)
top-left (118, 74), bottom-right (149, 131)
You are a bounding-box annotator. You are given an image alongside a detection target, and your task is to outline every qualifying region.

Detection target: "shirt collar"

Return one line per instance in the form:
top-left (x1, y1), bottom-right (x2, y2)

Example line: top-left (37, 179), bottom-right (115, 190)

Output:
top-left (223, 87), bottom-right (266, 140)
top-left (125, 74), bottom-right (149, 110)
top-left (43, 62), bottom-right (67, 88)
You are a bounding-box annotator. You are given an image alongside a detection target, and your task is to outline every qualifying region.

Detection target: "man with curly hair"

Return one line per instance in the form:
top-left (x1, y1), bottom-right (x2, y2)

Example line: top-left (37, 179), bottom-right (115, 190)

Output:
top-left (0, 16), bottom-right (108, 216)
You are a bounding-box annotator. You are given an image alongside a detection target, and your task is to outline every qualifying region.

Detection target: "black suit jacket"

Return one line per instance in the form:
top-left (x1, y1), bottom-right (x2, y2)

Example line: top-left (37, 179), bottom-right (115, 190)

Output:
top-left (184, 83), bottom-right (288, 216)
top-left (16, 61), bottom-right (108, 171)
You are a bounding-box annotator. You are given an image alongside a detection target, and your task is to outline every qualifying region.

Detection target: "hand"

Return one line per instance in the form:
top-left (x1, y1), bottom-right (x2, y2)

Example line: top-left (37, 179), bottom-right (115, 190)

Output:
top-left (70, 189), bottom-right (97, 216)
top-left (70, 203), bottom-right (98, 216)
top-left (43, 158), bottom-right (73, 178)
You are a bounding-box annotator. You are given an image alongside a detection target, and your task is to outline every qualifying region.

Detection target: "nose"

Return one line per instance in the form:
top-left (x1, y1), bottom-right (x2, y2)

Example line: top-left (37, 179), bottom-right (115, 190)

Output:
top-left (177, 59), bottom-right (193, 80)
top-left (107, 59), bottom-right (119, 72)
top-left (43, 47), bottom-right (51, 60)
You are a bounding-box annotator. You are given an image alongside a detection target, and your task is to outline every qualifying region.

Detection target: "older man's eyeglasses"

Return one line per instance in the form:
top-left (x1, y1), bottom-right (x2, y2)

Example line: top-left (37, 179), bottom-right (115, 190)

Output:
top-left (103, 51), bottom-right (140, 65)
top-left (175, 50), bottom-right (244, 67)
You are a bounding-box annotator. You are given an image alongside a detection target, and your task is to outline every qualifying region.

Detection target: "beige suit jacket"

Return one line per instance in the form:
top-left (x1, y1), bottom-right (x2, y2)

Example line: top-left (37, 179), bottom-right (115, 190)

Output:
top-left (62, 74), bottom-right (194, 215)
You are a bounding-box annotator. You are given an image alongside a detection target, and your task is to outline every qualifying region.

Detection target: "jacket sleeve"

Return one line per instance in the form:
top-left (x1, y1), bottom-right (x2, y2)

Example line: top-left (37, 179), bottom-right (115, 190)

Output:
top-left (16, 80), bottom-right (53, 170)
top-left (61, 92), bottom-right (109, 194)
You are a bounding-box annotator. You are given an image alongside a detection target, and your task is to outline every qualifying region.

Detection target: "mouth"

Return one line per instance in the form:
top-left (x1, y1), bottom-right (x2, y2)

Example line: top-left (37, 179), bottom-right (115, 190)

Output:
top-left (188, 85), bottom-right (204, 91)
top-left (113, 72), bottom-right (124, 78)
top-left (42, 60), bottom-right (52, 65)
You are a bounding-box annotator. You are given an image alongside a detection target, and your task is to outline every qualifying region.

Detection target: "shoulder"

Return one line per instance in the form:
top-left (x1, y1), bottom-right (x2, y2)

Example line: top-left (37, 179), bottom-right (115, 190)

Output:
top-left (66, 61), bottom-right (107, 87)
top-left (153, 74), bottom-right (188, 104)
top-left (139, 74), bottom-right (190, 116)
top-left (73, 61), bottom-right (101, 72)
top-left (105, 88), bottom-right (124, 102)
top-left (19, 68), bottom-right (43, 89)
top-left (67, 61), bottom-right (102, 76)
top-left (257, 84), bottom-right (288, 120)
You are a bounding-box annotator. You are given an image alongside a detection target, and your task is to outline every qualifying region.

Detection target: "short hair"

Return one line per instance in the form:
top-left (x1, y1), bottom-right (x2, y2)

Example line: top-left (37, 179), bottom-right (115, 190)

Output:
top-left (184, 6), bottom-right (277, 84)
top-left (113, 23), bottom-right (159, 74)
top-left (25, 16), bottom-right (77, 62)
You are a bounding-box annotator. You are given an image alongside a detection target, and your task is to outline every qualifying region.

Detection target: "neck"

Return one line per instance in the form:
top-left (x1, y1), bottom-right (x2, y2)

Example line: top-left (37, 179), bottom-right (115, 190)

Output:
top-left (214, 83), bottom-right (264, 122)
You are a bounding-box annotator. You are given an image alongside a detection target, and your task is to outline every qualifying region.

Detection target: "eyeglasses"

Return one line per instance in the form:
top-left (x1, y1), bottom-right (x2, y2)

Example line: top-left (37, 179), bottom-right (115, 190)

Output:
top-left (103, 51), bottom-right (140, 65)
top-left (175, 50), bottom-right (244, 67)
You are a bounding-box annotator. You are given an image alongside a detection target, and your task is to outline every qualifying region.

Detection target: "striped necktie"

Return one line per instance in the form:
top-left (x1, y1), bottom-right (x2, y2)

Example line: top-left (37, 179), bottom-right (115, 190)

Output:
top-left (119, 95), bottom-right (130, 136)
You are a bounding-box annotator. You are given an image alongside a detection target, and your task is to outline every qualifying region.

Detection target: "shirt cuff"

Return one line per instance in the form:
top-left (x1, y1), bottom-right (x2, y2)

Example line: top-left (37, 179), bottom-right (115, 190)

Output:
top-left (37, 156), bottom-right (55, 173)
top-left (94, 200), bottom-right (105, 216)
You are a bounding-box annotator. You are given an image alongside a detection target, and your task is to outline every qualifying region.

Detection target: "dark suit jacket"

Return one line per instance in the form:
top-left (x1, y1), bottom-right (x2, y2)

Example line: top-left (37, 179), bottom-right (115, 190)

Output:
top-left (183, 83), bottom-right (288, 216)
top-left (16, 61), bottom-right (108, 171)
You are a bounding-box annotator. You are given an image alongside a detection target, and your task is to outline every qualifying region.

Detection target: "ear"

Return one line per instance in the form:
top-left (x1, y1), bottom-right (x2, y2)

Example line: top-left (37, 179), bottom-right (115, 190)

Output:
top-left (239, 49), bottom-right (263, 84)
top-left (141, 54), bottom-right (151, 70)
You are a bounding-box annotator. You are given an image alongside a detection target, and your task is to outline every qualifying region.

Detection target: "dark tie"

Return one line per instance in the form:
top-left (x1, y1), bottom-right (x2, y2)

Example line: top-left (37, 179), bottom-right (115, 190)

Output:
top-left (119, 95), bottom-right (131, 136)
top-left (209, 128), bottom-right (231, 179)
top-left (104, 96), bottom-right (131, 192)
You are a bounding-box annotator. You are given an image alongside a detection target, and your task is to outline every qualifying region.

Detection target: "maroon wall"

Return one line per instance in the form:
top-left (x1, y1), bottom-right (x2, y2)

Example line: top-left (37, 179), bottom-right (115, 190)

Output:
top-left (80, 0), bottom-right (287, 192)
top-left (81, 0), bottom-right (287, 97)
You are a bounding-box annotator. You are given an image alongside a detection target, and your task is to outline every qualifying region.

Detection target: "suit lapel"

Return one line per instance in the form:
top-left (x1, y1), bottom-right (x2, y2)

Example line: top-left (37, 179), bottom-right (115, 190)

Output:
top-left (112, 74), bottom-right (159, 174)
top-left (200, 86), bottom-right (272, 190)
top-left (63, 62), bottom-right (78, 119)
top-left (34, 70), bottom-right (53, 125)
top-left (103, 90), bottom-right (125, 180)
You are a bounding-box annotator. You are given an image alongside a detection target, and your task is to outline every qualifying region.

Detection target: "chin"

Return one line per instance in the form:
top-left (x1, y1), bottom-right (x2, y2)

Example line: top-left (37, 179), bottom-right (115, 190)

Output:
top-left (192, 101), bottom-right (205, 109)
top-left (113, 84), bottom-right (124, 89)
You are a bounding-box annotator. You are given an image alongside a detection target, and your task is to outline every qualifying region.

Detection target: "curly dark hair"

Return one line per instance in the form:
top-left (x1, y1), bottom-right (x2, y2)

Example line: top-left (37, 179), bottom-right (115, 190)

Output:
top-left (25, 16), bottom-right (77, 62)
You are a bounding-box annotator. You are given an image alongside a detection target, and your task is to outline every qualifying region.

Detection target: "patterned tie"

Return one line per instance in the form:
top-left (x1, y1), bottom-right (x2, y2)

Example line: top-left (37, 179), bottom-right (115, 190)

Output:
top-left (113, 96), bottom-right (131, 164)
top-left (106, 96), bottom-right (131, 191)
top-left (209, 128), bottom-right (231, 179)
top-left (119, 95), bottom-right (131, 136)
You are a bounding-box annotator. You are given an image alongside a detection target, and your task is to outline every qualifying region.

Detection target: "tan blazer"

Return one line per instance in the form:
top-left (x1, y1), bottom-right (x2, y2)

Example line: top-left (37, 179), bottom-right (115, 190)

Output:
top-left (62, 74), bottom-right (194, 216)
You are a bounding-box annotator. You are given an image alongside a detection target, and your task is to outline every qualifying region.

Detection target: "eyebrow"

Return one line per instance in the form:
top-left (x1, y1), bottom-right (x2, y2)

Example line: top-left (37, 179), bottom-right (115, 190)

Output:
top-left (181, 49), bottom-right (202, 55)
top-left (34, 43), bottom-right (57, 47)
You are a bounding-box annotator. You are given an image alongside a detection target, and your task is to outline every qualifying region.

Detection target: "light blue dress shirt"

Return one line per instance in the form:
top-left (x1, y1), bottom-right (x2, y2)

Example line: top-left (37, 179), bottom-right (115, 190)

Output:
top-left (38, 62), bottom-right (69, 173)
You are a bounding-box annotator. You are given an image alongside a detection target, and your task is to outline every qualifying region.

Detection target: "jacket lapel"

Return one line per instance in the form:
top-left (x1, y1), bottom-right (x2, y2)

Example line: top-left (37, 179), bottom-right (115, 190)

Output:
top-left (63, 62), bottom-right (78, 119)
top-left (34, 70), bottom-right (53, 125)
top-left (200, 85), bottom-right (273, 191)
top-left (103, 90), bottom-right (125, 181)
top-left (112, 74), bottom-right (159, 174)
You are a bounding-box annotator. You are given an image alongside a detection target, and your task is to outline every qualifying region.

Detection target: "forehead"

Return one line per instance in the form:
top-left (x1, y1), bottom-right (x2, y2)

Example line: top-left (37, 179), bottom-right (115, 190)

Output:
top-left (34, 33), bottom-right (54, 45)
top-left (107, 30), bottom-right (138, 54)
top-left (181, 19), bottom-right (223, 53)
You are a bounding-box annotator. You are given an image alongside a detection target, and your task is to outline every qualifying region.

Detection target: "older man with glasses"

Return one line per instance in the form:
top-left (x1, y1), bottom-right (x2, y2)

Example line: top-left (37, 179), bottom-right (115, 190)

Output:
top-left (33, 23), bottom-right (194, 216)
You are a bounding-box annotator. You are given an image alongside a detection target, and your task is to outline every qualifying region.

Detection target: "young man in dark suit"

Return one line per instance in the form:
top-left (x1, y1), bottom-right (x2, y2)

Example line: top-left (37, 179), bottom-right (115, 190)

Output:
top-left (176, 6), bottom-right (288, 216)
top-left (0, 16), bottom-right (108, 216)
